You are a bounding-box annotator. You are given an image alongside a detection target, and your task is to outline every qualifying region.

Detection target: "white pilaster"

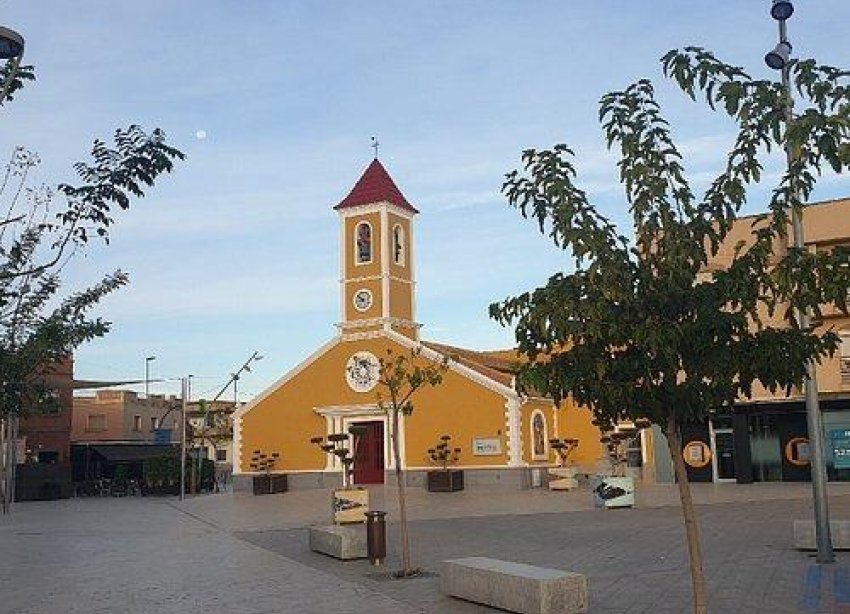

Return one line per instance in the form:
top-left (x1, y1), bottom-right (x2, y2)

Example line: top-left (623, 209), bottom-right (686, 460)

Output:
top-left (506, 397), bottom-right (523, 466)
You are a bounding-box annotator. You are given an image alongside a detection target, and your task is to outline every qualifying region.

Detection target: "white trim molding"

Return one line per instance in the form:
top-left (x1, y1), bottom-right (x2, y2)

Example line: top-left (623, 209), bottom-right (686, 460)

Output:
top-left (381, 206), bottom-right (390, 319)
top-left (506, 397), bottom-right (523, 466)
top-left (339, 201), bottom-right (416, 221)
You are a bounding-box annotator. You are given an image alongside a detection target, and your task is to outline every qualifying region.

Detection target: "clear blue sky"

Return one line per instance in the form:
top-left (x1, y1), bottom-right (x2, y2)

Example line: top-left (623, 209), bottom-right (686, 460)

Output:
top-left (3, 1), bottom-right (849, 401)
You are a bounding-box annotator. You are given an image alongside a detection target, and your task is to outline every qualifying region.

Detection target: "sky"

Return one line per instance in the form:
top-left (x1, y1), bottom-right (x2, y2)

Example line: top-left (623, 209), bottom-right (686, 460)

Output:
top-left (3, 1), bottom-right (849, 402)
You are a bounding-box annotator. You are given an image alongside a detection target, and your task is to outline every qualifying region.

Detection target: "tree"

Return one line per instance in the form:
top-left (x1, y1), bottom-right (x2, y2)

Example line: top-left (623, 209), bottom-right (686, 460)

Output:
top-left (490, 48), bottom-right (850, 613)
top-left (372, 347), bottom-right (447, 577)
top-left (0, 58), bottom-right (184, 511)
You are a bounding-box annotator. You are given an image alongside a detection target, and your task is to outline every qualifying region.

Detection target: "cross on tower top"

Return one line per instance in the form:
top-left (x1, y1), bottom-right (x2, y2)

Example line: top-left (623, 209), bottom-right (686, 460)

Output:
top-left (371, 136), bottom-right (379, 159)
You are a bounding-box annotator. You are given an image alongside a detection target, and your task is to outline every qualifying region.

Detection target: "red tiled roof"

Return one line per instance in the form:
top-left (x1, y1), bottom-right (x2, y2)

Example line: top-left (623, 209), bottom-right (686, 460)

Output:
top-left (334, 159), bottom-right (419, 213)
top-left (422, 341), bottom-right (519, 388)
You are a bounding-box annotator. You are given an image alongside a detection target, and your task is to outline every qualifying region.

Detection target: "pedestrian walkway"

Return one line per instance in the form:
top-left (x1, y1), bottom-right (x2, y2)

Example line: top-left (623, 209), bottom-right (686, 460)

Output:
top-left (0, 497), bottom-right (415, 614)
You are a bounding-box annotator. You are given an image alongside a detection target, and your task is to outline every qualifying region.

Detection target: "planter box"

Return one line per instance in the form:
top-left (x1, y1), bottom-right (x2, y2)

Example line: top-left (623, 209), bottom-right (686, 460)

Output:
top-left (591, 476), bottom-right (634, 509)
top-left (548, 467), bottom-right (578, 491)
top-left (333, 488), bottom-right (369, 524)
top-left (252, 474), bottom-right (288, 495)
top-left (427, 469), bottom-right (465, 492)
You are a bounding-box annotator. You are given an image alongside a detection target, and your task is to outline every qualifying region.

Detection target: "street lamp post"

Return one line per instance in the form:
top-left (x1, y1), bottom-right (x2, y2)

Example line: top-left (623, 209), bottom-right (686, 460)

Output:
top-left (145, 356), bottom-right (156, 399)
top-left (0, 25), bottom-right (25, 105)
top-left (765, 0), bottom-right (834, 564)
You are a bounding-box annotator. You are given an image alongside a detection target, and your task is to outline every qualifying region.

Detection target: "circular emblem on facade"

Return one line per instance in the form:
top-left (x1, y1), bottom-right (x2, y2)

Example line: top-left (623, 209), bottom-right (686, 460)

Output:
top-left (785, 437), bottom-right (811, 466)
top-left (682, 441), bottom-right (711, 469)
top-left (345, 351), bottom-right (379, 393)
top-left (353, 288), bottom-right (373, 312)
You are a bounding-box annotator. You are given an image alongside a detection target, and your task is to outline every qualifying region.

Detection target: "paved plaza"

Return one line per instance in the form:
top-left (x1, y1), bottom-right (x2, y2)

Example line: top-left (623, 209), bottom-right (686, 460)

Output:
top-left (4, 483), bottom-right (850, 613)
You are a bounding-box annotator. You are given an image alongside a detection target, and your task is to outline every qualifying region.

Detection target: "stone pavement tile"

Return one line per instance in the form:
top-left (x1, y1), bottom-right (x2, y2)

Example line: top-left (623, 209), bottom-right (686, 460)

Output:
top-left (237, 494), bottom-right (850, 613)
top-left (0, 498), bottom-right (417, 614)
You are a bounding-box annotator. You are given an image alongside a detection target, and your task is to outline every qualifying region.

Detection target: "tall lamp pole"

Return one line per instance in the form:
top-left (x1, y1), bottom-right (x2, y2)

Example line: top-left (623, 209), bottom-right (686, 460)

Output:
top-left (765, 0), bottom-right (834, 564)
top-left (0, 25), bottom-right (25, 105)
top-left (180, 377), bottom-right (188, 502)
top-left (145, 356), bottom-right (156, 399)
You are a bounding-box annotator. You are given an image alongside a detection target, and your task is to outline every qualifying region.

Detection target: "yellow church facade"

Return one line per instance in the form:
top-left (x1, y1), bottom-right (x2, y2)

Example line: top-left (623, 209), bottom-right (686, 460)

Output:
top-left (233, 159), bottom-right (603, 490)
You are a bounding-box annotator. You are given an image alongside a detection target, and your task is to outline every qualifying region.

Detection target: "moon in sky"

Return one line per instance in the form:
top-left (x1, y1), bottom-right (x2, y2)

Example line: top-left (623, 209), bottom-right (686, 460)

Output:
top-left (195, 129), bottom-right (208, 140)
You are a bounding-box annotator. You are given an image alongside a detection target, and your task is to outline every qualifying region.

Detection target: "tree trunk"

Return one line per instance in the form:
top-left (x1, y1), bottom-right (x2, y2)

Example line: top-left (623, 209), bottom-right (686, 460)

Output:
top-left (666, 416), bottom-right (708, 614)
top-left (392, 410), bottom-right (412, 575)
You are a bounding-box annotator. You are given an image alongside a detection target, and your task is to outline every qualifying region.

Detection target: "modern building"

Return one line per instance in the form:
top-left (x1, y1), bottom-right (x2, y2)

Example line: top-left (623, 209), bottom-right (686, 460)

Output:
top-left (72, 390), bottom-right (181, 444)
top-left (234, 159), bottom-right (605, 490)
top-left (655, 198), bottom-right (850, 484)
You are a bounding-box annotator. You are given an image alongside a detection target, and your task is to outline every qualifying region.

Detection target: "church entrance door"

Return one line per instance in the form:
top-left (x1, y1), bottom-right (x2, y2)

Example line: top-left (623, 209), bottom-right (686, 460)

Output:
top-left (352, 421), bottom-right (384, 485)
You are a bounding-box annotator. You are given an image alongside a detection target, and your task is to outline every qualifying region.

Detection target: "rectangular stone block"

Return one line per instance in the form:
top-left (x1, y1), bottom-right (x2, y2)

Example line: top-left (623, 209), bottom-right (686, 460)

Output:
top-left (440, 556), bottom-right (588, 614)
top-left (308, 525), bottom-right (367, 560)
top-left (794, 520), bottom-right (850, 550)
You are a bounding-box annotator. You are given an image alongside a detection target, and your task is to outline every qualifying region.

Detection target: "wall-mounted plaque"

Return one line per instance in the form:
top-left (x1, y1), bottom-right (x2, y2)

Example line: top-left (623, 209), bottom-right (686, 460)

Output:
top-left (472, 437), bottom-right (502, 456)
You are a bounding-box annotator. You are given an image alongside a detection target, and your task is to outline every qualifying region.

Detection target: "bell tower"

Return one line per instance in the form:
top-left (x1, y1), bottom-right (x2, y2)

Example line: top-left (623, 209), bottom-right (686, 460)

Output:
top-left (334, 158), bottom-right (420, 340)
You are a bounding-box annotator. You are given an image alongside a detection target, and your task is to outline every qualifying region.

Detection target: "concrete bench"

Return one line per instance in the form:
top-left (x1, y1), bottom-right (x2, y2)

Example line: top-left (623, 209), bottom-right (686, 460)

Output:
top-left (440, 556), bottom-right (588, 614)
top-left (794, 520), bottom-right (850, 550)
top-left (308, 525), bottom-right (367, 560)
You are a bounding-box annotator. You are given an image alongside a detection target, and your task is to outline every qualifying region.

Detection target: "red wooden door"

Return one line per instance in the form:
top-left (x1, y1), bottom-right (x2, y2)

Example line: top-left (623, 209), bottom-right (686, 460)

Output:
top-left (353, 421), bottom-right (384, 484)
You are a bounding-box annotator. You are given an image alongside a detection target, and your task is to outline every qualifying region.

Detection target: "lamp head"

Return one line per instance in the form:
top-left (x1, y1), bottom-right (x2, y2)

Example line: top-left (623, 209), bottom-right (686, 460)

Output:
top-left (765, 41), bottom-right (792, 70)
top-left (0, 27), bottom-right (24, 60)
top-left (771, 0), bottom-right (794, 21)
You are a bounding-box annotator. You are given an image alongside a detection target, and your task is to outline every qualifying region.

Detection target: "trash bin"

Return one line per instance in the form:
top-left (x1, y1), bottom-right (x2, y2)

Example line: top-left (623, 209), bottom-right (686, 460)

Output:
top-left (365, 510), bottom-right (387, 565)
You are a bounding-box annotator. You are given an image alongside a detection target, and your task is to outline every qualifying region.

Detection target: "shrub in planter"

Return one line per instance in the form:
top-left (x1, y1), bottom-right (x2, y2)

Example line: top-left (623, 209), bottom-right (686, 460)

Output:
top-left (426, 435), bottom-right (464, 492)
top-left (249, 449), bottom-right (285, 495)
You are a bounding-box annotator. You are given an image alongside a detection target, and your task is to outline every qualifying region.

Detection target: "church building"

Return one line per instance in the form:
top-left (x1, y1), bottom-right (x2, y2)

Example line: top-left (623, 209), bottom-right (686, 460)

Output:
top-left (233, 159), bottom-right (603, 490)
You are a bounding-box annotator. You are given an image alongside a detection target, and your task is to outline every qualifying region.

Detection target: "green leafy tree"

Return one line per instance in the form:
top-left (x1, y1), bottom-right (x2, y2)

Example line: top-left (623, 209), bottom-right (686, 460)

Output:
top-left (0, 58), bottom-right (184, 511)
top-left (490, 48), bottom-right (850, 613)
top-left (372, 347), bottom-right (447, 577)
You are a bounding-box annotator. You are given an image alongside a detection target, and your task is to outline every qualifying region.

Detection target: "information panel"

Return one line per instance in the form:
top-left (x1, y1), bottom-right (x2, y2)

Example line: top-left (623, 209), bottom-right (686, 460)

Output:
top-left (831, 429), bottom-right (850, 469)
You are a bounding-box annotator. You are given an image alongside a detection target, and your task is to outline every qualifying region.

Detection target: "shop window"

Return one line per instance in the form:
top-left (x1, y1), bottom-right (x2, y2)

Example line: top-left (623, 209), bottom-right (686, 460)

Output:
top-left (355, 222), bottom-right (372, 264)
top-left (86, 413), bottom-right (107, 432)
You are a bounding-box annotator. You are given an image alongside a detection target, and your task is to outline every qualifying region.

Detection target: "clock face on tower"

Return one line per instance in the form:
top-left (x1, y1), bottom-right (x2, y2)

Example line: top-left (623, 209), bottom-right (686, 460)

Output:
top-left (345, 352), bottom-right (380, 393)
top-left (353, 288), bottom-right (373, 312)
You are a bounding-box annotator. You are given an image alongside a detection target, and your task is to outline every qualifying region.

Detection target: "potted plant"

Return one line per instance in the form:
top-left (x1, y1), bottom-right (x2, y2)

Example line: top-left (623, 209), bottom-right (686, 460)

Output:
top-left (426, 435), bottom-right (464, 492)
top-left (547, 437), bottom-right (579, 490)
top-left (592, 419), bottom-right (649, 508)
top-left (311, 429), bottom-right (368, 524)
top-left (249, 449), bottom-right (286, 495)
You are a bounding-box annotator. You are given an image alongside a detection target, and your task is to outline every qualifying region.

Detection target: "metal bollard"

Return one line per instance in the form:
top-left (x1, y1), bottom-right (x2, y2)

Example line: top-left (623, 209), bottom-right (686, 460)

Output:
top-left (365, 510), bottom-right (387, 565)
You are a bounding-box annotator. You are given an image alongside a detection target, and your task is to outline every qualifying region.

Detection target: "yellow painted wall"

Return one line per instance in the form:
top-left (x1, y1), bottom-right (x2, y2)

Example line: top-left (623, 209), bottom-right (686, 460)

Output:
top-left (559, 398), bottom-right (605, 468)
top-left (403, 359), bottom-right (509, 468)
top-left (389, 278), bottom-right (413, 321)
top-left (344, 212), bottom-right (382, 279)
top-left (239, 334), bottom-right (510, 472)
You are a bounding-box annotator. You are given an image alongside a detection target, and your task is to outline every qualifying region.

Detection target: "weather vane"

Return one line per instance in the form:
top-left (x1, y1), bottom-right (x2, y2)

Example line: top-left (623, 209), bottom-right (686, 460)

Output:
top-left (371, 136), bottom-right (379, 159)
